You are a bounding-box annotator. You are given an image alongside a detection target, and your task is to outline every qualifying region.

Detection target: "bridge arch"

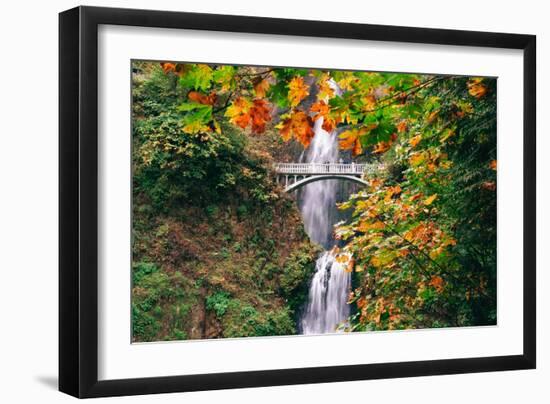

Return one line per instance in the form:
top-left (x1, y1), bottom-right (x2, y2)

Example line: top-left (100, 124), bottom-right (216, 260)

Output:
top-left (284, 174), bottom-right (369, 193)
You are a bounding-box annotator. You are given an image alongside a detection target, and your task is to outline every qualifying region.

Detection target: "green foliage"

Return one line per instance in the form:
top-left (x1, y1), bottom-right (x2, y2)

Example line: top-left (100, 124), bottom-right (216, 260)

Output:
top-left (220, 300), bottom-right (295, 338)
top-left (132, 305), bottom-right (161, 340)
top-left (132, 261), bottom-right (158, 284)
top-left (336, 76), bottom-right (497, 331)
top-left (131, 263), bottom-right (172, 341)
top-left (133, 64), bottom-right (268, 211)
top-left (206, 291), bottom-right (232, 317)
top-left (178, 64), bottom-right (213, 91)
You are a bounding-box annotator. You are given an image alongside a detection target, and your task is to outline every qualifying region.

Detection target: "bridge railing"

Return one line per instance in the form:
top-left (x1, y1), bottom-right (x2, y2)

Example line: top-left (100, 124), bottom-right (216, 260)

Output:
top-left (273, 162), bottom-right (378, 175)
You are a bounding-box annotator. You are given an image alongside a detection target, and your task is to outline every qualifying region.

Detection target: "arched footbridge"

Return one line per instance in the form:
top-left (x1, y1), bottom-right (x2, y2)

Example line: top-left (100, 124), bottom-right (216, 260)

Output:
top-left (273, 162), bottom-right (380, 193)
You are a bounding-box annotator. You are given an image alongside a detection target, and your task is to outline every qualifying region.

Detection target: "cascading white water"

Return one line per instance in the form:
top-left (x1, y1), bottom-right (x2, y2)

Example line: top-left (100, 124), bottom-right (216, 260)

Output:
top-left (300, 250), bottom-right (351, 334)
top-left (299, 118), bottom-right (339, 249)
top-left (299, 117), bottom-right (351, 335)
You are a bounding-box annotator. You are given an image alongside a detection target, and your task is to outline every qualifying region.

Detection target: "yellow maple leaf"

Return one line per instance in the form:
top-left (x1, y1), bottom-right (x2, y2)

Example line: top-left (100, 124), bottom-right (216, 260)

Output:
top-left (225, 97), bottom-right (251, 126)
top-left (356, 220), bottom-right (385, 232)
top-left (424, 194), bottom-right (437, 206)
top-left (335, 254), bottom-right (349, 264)
top-left (370, 256), bottom-right (383, 268)
top-left (409, 152), bottom-right (426, 166)
top-left (287, 76), bottom-right (309, 107)
top-left (337, 72), bottom-right (357, 91)
top-left (182, 121), bottom-right (210, 134)
top-left (317, 73), bottom-right (335, 100)
top-left (361, 95), bottom-right (377, 112)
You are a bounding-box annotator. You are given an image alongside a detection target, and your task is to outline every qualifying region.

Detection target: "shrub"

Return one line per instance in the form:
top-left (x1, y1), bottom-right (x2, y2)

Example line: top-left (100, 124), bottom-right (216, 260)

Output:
top-left (206, 291), bottom-right (231, 317)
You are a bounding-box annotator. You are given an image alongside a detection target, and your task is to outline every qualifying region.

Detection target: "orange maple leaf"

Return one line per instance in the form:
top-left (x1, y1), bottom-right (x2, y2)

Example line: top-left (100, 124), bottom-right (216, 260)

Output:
top-left (188, 91), bottom-right (217, 105)
top-left (278, 110), bottom-right (315, 147)
top-left (225, 97), bottom-right (271, 133)
top-left (339, 129), bottom-right (363, 156)
top-left (429, 275), bottom-right (445, 293)
top-left (373, 141), bottom-right (391, 154)
top-left (310, 100), bottom-right (329, 120)
top-left (233, 114), bottom-right (250, 129)
top-left (253, 78), bottom-right (271, 98)
top-left (396, 120), bottom-right (408, 133)
top-left (310, 101), bottom-right (340, 132)
top-left (160, 62), bottom-right (176, 74)
top-left (467, 78), bottom-right (488, 99)
top-left (225, 97), bottom-right (252, 129)
top-left (248, 99), bottom-right (272, 134)
top-left (409, 134), bottom-right (422, 147)
top-left (356, 297), bottom-right (367, 309)
top-left (338, 124), bottom-right (377, 156)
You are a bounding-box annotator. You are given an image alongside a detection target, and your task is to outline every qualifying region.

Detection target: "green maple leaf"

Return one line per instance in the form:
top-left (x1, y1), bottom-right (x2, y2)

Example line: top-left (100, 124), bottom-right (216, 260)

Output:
top-left (179, 64), bottom-right (213, 91)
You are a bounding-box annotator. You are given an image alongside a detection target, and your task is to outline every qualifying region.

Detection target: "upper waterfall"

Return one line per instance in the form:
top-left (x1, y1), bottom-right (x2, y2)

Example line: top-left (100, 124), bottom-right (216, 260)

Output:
top-left (298, 114), bottom-right (352, 335)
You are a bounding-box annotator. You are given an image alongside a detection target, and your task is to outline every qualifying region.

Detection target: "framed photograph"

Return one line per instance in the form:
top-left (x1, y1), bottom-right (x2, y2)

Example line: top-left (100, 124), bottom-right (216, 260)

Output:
top-left (59, 6), bottom-right (536, 398)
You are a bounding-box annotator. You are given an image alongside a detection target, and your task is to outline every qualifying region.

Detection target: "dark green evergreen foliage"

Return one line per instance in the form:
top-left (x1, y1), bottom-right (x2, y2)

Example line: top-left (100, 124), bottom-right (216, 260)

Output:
top-left (428, 77), bottom-right (497, 326)
top-left (339, 75), bottom-right (497, 331)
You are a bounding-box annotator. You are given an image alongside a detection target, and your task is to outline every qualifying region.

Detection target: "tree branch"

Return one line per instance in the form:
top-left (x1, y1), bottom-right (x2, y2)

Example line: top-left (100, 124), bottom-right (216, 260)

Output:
top-left (212, 91), bottom-right (235, 114)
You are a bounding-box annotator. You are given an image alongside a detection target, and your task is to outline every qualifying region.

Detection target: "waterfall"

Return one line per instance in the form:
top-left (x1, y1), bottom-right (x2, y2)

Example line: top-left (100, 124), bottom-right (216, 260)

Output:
top-left (300, 251), bottom-right (351, 334)
top-left (299, 117), bottom-right (351, 335)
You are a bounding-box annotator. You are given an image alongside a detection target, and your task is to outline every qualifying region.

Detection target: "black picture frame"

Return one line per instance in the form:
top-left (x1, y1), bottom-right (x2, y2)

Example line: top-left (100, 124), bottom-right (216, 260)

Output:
top-left (59, 5), bottom-right (536, 398)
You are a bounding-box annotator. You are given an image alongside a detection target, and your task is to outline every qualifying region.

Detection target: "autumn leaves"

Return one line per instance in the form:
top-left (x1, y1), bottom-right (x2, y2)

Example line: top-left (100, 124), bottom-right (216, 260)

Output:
top-left (287, 76), bottom-right (310, 107)
top-left (225, 98), bottom-right (272, 134)
top-left (161, 63), bottom-right (389, 155)
top-left (277, 111), bottom-right (315, 147)
top-left (275, 76), bottom-right (316, 147)
top-left (161, 63), bottom-right (493, 166)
